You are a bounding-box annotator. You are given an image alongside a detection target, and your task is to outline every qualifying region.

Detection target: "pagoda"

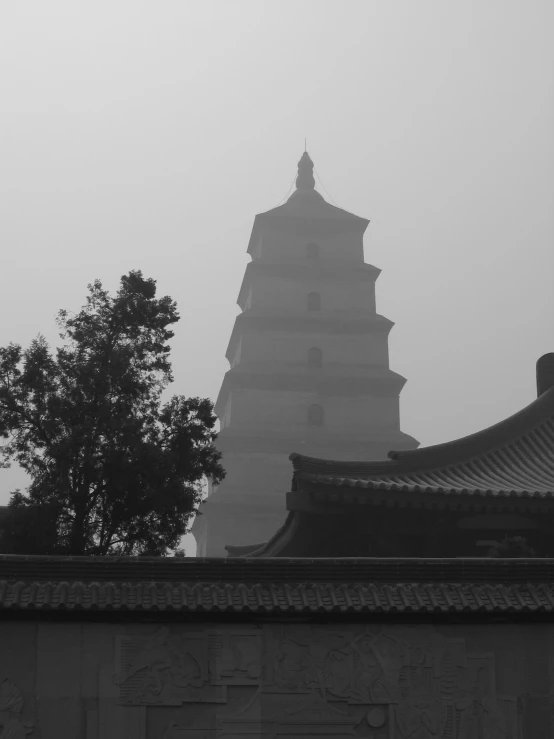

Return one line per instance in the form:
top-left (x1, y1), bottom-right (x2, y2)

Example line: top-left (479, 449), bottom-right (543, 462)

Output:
top-left (1, 355), bottom-right (553, 737)
top-left (193, 152), bottom-right (418, 556)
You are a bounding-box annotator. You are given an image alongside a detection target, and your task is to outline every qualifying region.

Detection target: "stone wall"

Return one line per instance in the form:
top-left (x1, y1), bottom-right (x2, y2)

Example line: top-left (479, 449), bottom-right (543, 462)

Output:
top-left (0, 619), bottom-right (551, 737)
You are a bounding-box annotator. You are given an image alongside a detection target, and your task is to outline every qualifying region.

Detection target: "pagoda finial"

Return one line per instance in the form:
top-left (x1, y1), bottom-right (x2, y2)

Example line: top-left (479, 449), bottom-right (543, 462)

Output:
top-left (295, 151), bottom-right (315, 191)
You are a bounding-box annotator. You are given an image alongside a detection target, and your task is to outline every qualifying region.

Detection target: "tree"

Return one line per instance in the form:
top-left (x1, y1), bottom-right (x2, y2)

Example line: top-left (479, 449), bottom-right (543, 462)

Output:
top-left (0, 271), bottom-right (224, 556)
top-left (486, 535), bottom-right (542, 558)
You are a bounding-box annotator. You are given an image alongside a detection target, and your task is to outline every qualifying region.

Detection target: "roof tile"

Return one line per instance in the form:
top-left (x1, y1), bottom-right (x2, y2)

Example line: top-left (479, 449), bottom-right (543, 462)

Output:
top-left (2, 578), bottom-right (554, 613)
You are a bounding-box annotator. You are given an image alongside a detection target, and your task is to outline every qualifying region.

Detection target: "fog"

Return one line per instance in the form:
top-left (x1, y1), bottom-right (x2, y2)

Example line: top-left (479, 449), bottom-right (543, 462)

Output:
top-left (1, 1), bottom-right (552, 554)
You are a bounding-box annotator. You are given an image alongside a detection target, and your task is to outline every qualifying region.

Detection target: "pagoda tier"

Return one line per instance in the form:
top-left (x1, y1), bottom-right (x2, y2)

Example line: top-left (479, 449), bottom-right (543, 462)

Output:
top-left (192, 152), bottom-right (418, 556)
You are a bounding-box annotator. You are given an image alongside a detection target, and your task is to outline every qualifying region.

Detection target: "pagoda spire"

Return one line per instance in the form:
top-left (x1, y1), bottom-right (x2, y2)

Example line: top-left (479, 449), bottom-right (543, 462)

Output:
top-left (295, 151), bottom-right (315, 191)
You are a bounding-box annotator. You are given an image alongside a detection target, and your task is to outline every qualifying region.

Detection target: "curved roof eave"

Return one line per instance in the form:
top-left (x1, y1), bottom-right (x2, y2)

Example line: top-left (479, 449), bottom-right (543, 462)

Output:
top-left (247, 208), bottom-right (370, 256)
top-left (290, 386), bottom-right (554, 478)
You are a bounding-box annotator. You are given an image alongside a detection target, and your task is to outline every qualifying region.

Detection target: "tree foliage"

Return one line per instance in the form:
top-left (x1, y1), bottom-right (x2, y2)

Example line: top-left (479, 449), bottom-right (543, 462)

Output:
top-left (486, 535), bottom-right (542, 558)
top-left (0, 271), bottom-right (224, 556)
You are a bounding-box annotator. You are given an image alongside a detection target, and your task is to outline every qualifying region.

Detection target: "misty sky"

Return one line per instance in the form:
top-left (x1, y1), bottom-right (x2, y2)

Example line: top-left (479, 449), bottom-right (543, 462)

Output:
top-left (1, 2), bottom-right (553, 554)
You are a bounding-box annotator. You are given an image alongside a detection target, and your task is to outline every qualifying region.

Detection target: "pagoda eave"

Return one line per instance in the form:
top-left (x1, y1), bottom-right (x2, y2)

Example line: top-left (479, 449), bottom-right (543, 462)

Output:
top-left (215, 370), bottom-right (406, 416)
top-left (247, 212), bottom-right (369, 256)
top-left (236, 262), bottom-right (382, 310)
top-left (225, 312), bottom-right (395, 362)
top-left (211, 429), bottom-right (419, 457)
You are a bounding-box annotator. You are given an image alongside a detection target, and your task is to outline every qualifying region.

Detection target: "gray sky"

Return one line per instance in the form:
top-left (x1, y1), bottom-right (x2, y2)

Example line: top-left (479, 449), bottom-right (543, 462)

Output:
top-left (1, 1), bottom-right (553, 553)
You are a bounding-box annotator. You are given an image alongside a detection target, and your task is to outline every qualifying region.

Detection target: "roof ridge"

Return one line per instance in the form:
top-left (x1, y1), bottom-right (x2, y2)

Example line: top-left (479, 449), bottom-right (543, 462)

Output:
top-left (3, 554), bottom-right (554, 583)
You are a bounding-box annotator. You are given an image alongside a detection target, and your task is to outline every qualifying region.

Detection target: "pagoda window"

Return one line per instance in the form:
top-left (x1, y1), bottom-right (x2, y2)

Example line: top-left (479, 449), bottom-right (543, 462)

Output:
top-left (306, 242), bottom-right (319, 259)
top-left (307, 292), bottom-right (321, 311)
top-left (308, 347), bottom-right (323, 368)
top-left (308, 404), bottom-right (324, 426)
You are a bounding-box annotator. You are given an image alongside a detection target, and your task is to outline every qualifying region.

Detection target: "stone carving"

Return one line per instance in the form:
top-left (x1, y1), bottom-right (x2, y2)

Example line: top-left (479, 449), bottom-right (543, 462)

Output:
top-left (350, 630), bottom-right (403, 704)
top-left (391, 637), bottom-right (511, 739)
top-left (114, 625), bottom-right (519, 738)
top-left (113, 627), bottom-right (224, 705)
top-left (452, 670), bottom-right (509, 739)
top-left (395, 684), bottom-right (446, 738)
top-left (216, 688), bottom-right (362, 738)
top-left (0, 679), bottom-right (33, 738)
top-left (208, 629), bottom-right (263, 685)
top-left (266, 626), bottom-right (514, 738)
top-left (268, 626), bottom-right (353, 699)
top-left (114, 627), bottom-right (266, 705)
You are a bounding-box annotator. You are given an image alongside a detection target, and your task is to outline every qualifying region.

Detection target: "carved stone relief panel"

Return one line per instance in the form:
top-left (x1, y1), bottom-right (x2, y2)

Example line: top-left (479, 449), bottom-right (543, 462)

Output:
top-left (113, 627), bottom-right (225, 706)
top-left (111, 624), bottom-right (521, 739)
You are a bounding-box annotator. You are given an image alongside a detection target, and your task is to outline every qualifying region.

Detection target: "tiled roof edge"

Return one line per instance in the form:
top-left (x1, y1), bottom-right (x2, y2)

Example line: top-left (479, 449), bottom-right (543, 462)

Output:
top-left (300, 475), bottom-right (554, 500)
top-left (1, 579), bottom-right (553, 614)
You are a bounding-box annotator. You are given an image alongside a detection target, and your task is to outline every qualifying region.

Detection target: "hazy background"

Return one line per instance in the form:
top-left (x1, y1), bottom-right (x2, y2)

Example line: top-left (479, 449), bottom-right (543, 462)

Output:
top-left (1, 1), bottom-right (552, 554)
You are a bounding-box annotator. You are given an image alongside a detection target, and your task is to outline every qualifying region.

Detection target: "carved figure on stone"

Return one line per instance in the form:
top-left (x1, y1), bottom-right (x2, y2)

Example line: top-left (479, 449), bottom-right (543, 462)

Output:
top-left (396, 628), bottom-right (447, 678)
top-left (395, 683), bottom-right (447, 738)
top-left (113, 627), bottom-right (188, 693)
top-left (304, 631), bottom-right (352, 700)
top-left (272, 628), bottom-right (353, 702)
top-left (457, 695), bottom-right (507, 739)
top-left (229, 636), bottom-right (262, 678)
top-left (456, 669), bottom-right (507, 739)
top-left (113, 627), bottom-right (220, 705)
top-left (351, 631), bottom-right (401, 704)
top-left (208, 631), bottom-right (263, 684)
top-left (320, 639), bottom-right (352, 698)
top-left (0, 679), bottom-right (33, 738)
top-left (273, 631), bottom-right (310, 690)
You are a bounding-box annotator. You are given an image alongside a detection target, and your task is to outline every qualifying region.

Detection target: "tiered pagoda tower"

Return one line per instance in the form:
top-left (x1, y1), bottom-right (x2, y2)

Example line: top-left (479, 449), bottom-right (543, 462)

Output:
top-left (193, 152), bottom-right (418, 556)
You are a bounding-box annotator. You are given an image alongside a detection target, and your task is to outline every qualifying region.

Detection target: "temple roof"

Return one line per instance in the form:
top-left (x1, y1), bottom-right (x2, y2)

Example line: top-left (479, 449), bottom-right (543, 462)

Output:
top-left (2, 554), bottom-right (554, 615)
top-left (290, 360), bottom-right (554, 501)
top-left (230, 354), bottom-right (554, 558)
